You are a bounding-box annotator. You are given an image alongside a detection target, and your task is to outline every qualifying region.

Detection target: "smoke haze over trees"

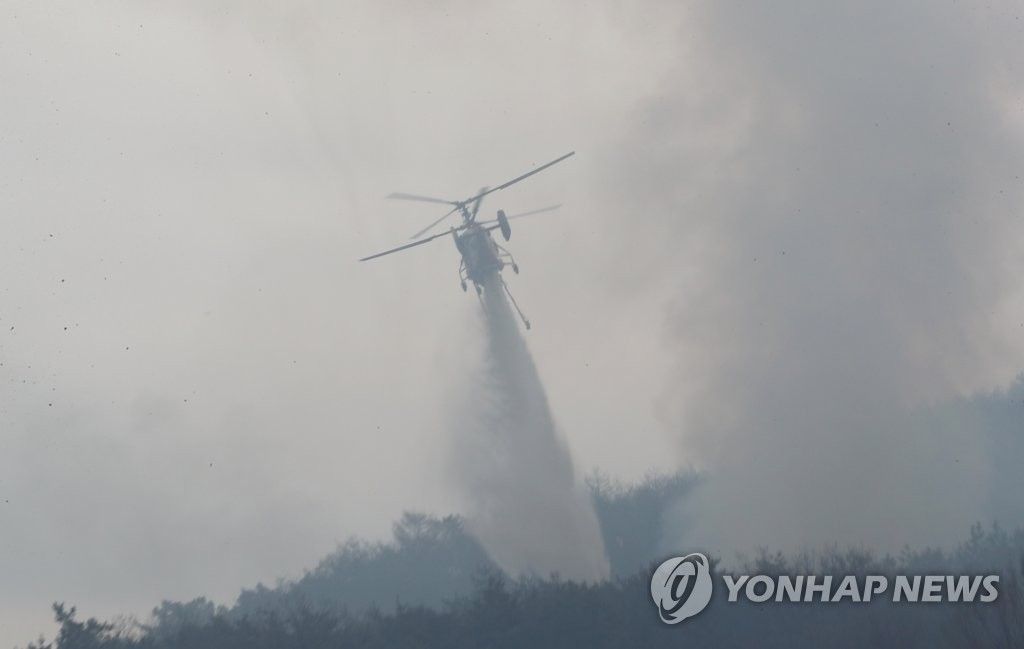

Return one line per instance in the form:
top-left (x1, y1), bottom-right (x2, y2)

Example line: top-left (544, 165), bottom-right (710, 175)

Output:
top-left (21, 473), bottom-right (1024, 649)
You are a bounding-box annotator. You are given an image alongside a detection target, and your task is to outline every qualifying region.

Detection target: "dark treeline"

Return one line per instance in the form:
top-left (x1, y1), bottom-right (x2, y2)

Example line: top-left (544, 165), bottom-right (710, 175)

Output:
top-left (22, 470), bottom-right (1024, 649)
top-left (176, 470), bottom-right (699, 627)
top-left (24, 523), bottom-right (1024, 649)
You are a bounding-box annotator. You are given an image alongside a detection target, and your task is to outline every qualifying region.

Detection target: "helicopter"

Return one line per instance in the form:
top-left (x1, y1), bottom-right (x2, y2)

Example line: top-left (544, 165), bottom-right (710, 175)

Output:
top-left (359, 151), bottom-right (575, 330)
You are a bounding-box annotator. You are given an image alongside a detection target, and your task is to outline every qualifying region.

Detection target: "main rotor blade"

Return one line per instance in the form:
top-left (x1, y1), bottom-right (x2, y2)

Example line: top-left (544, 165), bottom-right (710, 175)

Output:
top-left (359, 227), bottom-right (460, 262)
top-left (409, 205), bottom-right (461, 240)
top-left (477, 204), bottom-right (562, 226)
top-left (505, 204), bottom-right (562, 220)
top-left (394, 152), bottom-right (573, 240)
top-left (463, 152), bottom-right (575, 206)
top-left (386, 192), bottom-right (460, 206)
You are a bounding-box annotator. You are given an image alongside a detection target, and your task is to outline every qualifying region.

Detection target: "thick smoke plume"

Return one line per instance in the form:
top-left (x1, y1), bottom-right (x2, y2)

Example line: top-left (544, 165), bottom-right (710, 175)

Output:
top-left (447, 276), bottom-right (609, 581)
top-left (616, 0), bottom-right (1024, 556)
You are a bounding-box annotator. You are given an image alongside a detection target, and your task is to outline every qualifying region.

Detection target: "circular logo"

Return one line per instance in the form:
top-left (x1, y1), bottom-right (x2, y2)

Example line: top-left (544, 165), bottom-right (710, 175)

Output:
top-left (650, 552), bottom-right (713, 624)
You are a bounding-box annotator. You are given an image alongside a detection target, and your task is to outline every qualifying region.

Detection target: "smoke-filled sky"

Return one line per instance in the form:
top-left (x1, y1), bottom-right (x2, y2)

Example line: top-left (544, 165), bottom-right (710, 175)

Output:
top-left (2, 0), bottom-right (1023, 646)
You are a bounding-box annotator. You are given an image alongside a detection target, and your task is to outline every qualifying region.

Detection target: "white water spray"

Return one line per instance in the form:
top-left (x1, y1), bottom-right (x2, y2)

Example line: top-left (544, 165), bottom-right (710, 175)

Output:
top-left (448, 276), bottom-right (610, 581)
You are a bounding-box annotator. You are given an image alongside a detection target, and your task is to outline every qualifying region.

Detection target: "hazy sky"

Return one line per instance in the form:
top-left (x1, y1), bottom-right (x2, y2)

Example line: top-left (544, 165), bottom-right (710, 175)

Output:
top-left (2, 0), bottom-right (1023, 646)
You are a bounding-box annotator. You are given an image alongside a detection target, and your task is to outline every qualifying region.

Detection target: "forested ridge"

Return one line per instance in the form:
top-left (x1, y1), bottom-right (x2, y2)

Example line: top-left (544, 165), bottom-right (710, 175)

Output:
top-left (22, 472), bottom-right (1024, 649)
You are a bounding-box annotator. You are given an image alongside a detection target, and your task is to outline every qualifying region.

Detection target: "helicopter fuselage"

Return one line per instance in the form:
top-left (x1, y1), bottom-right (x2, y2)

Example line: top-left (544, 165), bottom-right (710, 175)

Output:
top-left (453, 224), bottom-right (503, 286)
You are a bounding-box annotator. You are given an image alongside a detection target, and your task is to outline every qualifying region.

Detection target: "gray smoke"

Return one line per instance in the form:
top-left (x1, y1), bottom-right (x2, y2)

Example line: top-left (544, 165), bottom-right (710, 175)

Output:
top-left (447, 276), bottom-right (609, 581)
top-left (607, 0), bottom-right (1024, 556)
